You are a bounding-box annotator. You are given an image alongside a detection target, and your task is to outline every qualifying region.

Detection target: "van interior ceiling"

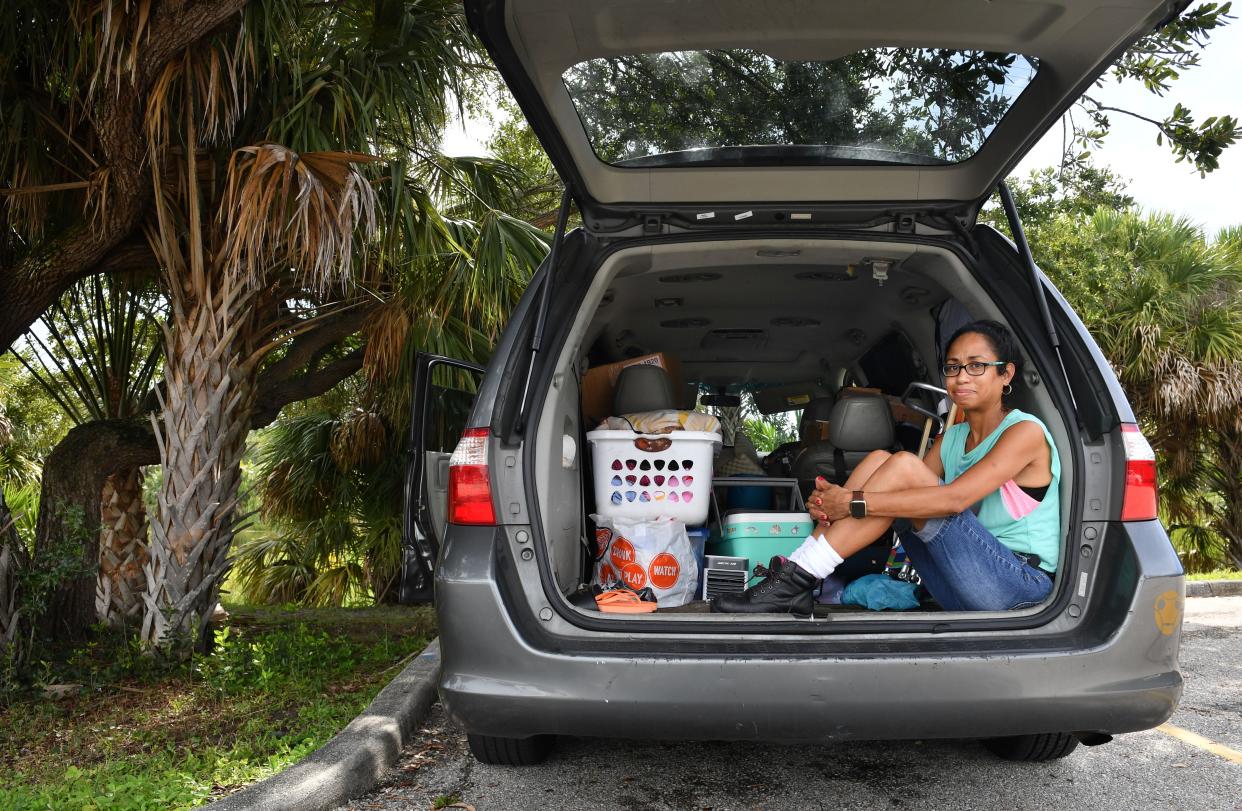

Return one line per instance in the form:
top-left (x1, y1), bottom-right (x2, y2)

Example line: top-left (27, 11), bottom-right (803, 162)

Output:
top-left (532, 237), bottom-right (1074, 620)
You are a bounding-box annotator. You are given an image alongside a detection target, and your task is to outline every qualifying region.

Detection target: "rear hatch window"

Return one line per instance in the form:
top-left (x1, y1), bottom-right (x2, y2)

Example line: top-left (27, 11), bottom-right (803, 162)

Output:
top-left (563, 48), bottom-right (1039, 168)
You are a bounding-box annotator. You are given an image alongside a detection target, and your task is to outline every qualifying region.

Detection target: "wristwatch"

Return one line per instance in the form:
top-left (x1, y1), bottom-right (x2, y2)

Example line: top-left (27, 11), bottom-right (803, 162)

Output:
top-left (849, 490), bottom-right (867, 519)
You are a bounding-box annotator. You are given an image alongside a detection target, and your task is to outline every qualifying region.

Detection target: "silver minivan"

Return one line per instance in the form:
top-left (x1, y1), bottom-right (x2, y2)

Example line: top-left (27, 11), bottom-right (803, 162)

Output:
top-left (401, 0), bottom-right (1186, 766)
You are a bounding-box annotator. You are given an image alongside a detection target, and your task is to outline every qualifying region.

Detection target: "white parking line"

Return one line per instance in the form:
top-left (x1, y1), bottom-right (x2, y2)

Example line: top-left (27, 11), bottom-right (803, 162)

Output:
top-left (1157, 723), bottom-right (1242, 766)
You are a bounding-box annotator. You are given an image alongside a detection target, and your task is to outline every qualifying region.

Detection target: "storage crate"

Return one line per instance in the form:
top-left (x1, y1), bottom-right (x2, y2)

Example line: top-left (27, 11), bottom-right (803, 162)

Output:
top-left (708, 512), bottom-right (813, 583)
top-left (587, 429), bottom-right (720, 523)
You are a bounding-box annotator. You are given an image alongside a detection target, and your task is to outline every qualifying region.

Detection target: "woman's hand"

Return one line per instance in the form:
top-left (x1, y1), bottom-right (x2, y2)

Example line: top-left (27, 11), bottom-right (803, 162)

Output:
top-left (808, 476), bottom-right (853, 522)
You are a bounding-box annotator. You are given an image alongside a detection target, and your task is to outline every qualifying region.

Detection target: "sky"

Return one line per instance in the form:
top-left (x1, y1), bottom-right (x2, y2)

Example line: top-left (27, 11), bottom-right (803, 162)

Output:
top-left (440, 9), bottom-right (1242, 235)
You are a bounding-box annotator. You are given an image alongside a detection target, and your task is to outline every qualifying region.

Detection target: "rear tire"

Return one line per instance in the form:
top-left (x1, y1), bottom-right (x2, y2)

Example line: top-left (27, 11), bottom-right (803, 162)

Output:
top-left (983, 732), bottom-right (1080, 762)
top-left (466, 732), bottom-right (553, 765)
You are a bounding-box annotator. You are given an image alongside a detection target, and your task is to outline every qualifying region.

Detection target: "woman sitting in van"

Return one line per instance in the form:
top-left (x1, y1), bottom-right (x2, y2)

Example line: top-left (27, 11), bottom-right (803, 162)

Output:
top-left (712, 320), bottom-right (1060, 615)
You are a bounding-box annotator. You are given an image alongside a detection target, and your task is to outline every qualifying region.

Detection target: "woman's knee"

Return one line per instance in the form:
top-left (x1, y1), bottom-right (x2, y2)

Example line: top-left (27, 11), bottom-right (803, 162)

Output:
top-left (862, 449), bottom-right (892, 466)
top-left (876, 451), bottom-right (937, 485)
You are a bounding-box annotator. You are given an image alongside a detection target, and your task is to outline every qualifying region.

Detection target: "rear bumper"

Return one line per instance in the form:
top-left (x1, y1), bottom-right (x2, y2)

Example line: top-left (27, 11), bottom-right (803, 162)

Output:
top-left (435, 523), bottom-right (1183, 743)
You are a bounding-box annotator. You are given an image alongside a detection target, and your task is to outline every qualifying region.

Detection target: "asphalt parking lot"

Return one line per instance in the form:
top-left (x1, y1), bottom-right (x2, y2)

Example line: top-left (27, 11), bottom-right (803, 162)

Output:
top-left (346, 596), bottom-right (1242, 811)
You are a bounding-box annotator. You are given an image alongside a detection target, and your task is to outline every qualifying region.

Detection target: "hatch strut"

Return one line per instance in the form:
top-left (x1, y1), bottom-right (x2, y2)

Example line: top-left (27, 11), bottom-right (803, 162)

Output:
top-left (515, 188), bottom-right (573, 435)
top-left (997, 181), bottom-right (1079, 417)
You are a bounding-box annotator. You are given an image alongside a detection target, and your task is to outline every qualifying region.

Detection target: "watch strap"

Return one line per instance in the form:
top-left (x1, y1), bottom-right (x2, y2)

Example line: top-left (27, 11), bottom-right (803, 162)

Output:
top-left (850, 490), bottom-right (867, 519)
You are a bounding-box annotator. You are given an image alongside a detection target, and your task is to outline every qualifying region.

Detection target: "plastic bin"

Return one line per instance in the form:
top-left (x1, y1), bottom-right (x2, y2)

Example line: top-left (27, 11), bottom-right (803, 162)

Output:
top-left (725, 473), bottom-right (773, 510)
top-left (587, 429), bottom-right (720, 523)
top-left (687, 526), bottom-right (709, 597)
top-left (708, 512), bottom-right (813, 575)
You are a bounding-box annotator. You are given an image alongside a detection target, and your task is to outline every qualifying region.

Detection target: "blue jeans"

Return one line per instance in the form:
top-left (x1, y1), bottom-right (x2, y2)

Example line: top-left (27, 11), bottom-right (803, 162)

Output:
top-left (896, 511), bottom-right (1053, 611)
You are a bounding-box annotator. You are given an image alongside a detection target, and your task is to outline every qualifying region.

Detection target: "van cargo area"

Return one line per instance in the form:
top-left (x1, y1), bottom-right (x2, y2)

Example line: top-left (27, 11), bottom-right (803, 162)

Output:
top-left (528, 235), bottom-right (1084, 628)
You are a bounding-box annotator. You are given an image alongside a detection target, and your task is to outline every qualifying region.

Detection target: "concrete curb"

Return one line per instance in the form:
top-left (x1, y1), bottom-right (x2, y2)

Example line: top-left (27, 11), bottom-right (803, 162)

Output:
top-left (202, 638), bottom-right (441, 811)
top-left (1186, 579), bottom-right (1242, 598)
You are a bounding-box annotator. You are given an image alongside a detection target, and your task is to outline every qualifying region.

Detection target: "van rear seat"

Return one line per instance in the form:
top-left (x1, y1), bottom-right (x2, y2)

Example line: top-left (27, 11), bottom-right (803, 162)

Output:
top-left (791, 392), bottom-right (897, 495)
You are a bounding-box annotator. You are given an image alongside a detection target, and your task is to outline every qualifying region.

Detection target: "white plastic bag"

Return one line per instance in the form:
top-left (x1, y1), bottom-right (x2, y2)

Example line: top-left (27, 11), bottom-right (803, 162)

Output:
top-left (590, 515), bottom-right (698, 608)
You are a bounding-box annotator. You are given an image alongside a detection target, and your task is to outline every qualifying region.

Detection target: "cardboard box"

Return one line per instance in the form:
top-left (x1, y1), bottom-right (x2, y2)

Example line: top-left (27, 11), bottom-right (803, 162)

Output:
top-left (581, 352), bottom-right (683, 424)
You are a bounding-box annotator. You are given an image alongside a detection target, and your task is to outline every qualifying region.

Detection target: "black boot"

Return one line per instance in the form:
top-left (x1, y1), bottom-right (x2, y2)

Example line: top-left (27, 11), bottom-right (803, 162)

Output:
top-left (710, 556), bottom-right (818, 617)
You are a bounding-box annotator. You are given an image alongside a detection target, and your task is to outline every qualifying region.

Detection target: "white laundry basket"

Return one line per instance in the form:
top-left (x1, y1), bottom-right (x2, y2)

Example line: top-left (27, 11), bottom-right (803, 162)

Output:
top-left (586, 429), bottom-right (720, 524)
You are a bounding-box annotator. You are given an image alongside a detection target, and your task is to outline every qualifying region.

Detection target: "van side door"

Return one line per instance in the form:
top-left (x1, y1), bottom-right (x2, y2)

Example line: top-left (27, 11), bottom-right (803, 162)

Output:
top-left (400, 353), bottom-right (485, 604)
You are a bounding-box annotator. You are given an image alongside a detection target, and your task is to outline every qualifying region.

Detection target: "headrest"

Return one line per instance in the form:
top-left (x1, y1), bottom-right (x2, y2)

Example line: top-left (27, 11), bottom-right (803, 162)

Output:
top-left (828, 394), bottom-right (894, 452)
top-left (613, 364), bottom-right (676, 415)
top-left (799, 396), bottom-right (835, 441)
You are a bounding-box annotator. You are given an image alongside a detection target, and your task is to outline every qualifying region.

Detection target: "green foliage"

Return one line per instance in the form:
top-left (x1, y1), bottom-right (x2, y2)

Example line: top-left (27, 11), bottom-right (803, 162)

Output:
top-left (0, 607), bottom-right (434, 810)
top-left (0, 500), bottom-right (93, 699)
top-left (231, 411), bottom-right (404, 607)
top-left (1, 479), bottom-right (38, 543)
top-left (563, 48), bottom-right (1031, 164)
top-left (1184, 567), bottom-right (1242, 581)
top-left (1086, 2), bottom-right (1240, 175)
top-left (485, 94), bottom-right (563, 225)
top-left (742, 413), bottom-right (799, 454)
top-left (10, 273), bottom-right (164, 425)
top-left (17, 502), bottom-right (93, 622)
top-left (194, 624), bottom-right (367, 697)
top-left (0, 356), bottom-right (68, 487)
top-left (992, 175), bottom-right (1242, 571)
top-left (479, 5), bottom-right (1240, 180)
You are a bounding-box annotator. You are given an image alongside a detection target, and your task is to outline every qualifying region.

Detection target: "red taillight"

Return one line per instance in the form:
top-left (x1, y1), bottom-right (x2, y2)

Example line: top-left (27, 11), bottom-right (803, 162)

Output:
top-left (447, 427), bottom-right (497, 526)
top-left (1120, 423), bottom-right (1158, 521)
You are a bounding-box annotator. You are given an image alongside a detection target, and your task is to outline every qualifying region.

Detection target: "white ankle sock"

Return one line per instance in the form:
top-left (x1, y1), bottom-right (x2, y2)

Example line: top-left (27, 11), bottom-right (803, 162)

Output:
top-left (788, 534), bottom-right (844, 579)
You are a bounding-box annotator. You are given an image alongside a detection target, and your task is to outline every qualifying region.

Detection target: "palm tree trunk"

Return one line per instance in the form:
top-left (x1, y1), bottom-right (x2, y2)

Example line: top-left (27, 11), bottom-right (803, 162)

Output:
top-left (33, 419), bottom-right (160, 639)
top-left (1216, 424), bottom-right (1242, 570)
top-left (142, 277), bottom-right (256, 655)
top-left (96, 467), bottom-right (149, 626)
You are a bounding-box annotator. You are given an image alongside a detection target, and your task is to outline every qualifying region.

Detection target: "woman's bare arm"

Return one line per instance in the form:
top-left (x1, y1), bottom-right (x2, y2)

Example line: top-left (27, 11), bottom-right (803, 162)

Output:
top-left (923, 433), bottom-right (945, 479)
top-left (818, 421), bottom-right (1048, 520)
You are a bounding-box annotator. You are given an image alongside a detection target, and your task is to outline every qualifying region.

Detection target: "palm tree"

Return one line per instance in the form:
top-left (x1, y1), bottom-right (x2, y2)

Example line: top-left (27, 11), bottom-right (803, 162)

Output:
top-left (2, 0), bottom-right (551, 652)
top-left (234, 150), bottom-right (550, 608)
top-left (9, 273), bottom-right (164, 625)
top-left (1209, 225), bottom-right (1242, 569)
top-left (128, 1), bottom-right (547, 651)
top-left (1083, 210), bottom-right (1242, 570)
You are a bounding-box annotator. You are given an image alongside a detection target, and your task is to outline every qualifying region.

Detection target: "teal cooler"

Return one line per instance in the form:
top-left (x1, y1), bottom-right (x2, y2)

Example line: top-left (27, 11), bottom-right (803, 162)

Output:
top-left (708, 512), bottom-right (813, 583)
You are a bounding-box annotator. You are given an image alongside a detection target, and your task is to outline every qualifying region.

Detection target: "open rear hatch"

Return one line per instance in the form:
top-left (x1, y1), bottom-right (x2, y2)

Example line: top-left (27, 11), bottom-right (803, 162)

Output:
top-left (466, 0), bottom-right (1186, 220)
top-left (444, 0), bottom-right (1172, 634)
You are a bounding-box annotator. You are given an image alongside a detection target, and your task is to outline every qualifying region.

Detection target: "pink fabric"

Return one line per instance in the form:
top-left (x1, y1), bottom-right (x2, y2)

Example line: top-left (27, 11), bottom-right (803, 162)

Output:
top-left (999, 479), bottom-right (1041, 520)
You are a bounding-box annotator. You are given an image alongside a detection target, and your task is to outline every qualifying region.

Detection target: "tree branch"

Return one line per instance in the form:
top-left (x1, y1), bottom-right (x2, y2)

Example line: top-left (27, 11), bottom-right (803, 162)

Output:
top-left (0, 0), bottom-right (248, 353)
top-left (1084, 98), bottom-right (1170, 132)
top-left (255, 301), bottom-right (378, 383)
top-left (250, 349), bottom-right (366, 429)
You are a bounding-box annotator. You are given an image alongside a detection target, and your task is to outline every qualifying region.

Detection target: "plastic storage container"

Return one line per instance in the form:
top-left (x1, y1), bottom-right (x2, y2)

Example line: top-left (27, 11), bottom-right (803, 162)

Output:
top-left (708, 512), bottom-right (814, 562)
top-left (687, 526), bottom-right (710, 597)
top-left (587, 429), bottom-right (720, 523)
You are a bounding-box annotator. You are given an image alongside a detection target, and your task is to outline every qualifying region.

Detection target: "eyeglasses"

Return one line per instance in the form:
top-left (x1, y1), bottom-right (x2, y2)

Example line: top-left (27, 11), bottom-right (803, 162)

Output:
top-left (942, 361), bottom-right (1008, 377)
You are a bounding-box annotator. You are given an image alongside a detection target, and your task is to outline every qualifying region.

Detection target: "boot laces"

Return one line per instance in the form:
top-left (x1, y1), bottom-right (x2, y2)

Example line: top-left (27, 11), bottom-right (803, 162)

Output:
top-left (749, 563), bottom-right (783, 595)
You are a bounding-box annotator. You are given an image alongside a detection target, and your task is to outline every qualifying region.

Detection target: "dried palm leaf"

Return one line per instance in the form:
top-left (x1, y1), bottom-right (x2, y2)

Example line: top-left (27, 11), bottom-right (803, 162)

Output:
top-left (221, 144), bottom-right (379, 296)
top-left (330, 408), bottom-right (387, 470)
top-left (362, 301), bottom-right (410, 385)
top-left (77, 0), bottom-right (154, 97)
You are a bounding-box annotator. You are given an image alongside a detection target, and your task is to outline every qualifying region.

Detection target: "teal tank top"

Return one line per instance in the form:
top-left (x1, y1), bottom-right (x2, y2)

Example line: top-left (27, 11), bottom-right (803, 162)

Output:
top-left (938, 409), bottom-right (1061, 572)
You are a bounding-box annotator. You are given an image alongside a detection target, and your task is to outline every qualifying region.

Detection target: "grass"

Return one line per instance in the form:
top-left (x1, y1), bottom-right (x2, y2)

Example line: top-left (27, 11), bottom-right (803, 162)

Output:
top-left (0, 603), bottom-right (436, 810)
top-left (1185, 567), bottom-right (1242, 581)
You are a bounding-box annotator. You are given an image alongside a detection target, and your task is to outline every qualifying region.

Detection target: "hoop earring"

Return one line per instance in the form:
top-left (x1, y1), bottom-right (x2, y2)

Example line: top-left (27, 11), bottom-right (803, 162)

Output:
top-left (1003, 383), bottom-right (1013, 396)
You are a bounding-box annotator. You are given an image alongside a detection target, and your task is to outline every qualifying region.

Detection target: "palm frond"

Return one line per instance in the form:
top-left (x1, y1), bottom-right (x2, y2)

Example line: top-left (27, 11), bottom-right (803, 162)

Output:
top-left (330, 408), bottom-right (388, 470)
top-left (9, 273), bottom-right (165, 425)
top-left (222, 144), bottom-right (379, 296)
top-left (78, 0), bottom-right (155, 97)
top-left (361, 301), bottom-right (411, 386)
